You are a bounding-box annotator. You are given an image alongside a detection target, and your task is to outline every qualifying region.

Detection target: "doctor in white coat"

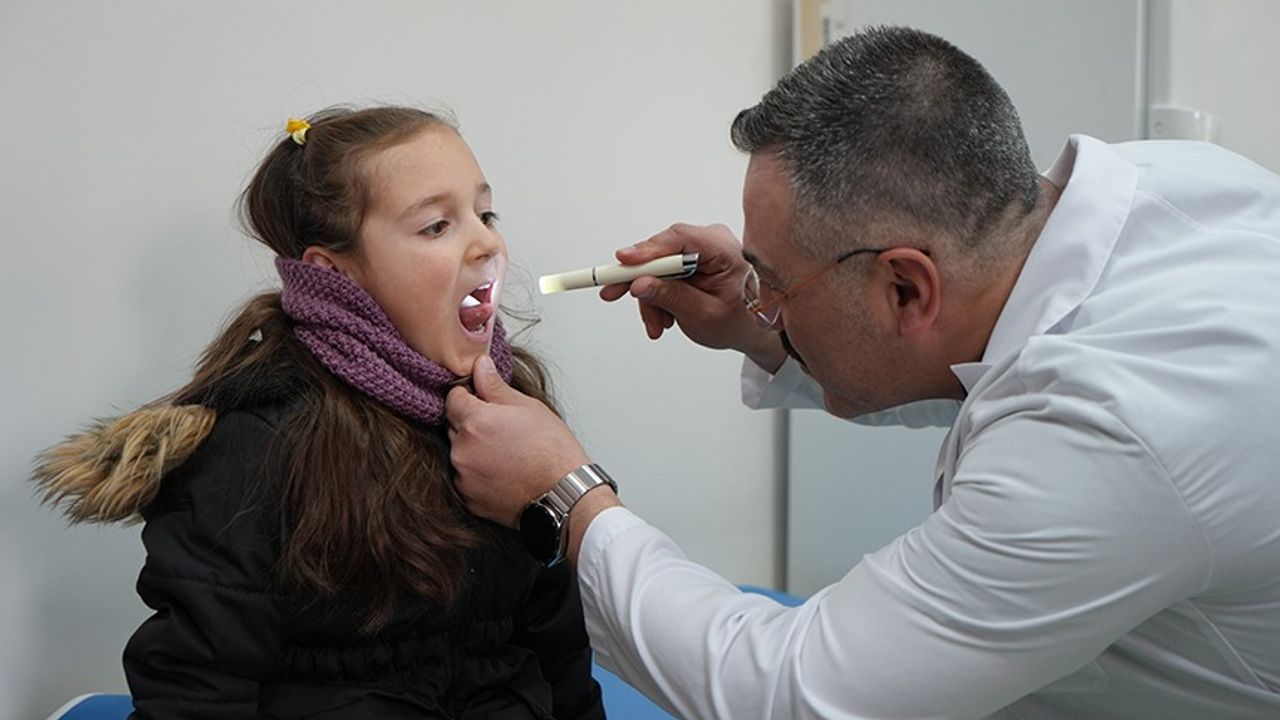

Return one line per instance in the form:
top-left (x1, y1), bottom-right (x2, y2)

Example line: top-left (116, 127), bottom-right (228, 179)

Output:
top-left (446, 26), bottom-right (1280, 719)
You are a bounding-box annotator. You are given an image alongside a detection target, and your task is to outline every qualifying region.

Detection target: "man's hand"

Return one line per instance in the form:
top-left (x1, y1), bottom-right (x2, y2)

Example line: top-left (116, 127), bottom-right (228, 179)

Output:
top-left (446, 355), bottom-right (590, 528)
top-left (600, 223), bottom-right (786, 373)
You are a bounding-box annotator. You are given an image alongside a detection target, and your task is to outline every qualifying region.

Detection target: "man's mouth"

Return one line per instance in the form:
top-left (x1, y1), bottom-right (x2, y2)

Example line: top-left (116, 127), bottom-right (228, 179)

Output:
top-left (458, 281), bottom-right (495, 335)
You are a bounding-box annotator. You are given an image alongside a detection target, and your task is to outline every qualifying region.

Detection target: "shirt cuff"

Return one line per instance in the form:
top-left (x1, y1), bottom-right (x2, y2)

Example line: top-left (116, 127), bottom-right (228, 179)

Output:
top-left (580, 505), bottom-right (647, 578)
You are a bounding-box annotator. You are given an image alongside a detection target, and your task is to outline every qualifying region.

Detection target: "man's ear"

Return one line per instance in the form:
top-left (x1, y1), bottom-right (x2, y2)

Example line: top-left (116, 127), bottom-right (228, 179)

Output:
top-left (880, 248), bottom-right (941, 337)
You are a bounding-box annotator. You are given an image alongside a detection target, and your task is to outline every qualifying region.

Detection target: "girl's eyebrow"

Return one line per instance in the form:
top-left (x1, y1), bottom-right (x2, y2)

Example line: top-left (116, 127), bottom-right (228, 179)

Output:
top-left (399, 183), bottom-right (493, 220)
top-left (399, 193), bottom-right (448, 221)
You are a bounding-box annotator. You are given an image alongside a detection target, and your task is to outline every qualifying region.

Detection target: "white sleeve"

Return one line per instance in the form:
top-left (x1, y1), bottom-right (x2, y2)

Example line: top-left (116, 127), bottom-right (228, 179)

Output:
top-left (578, 393), bottom-right (1208, 719)
top-left (741, 356), bottom-right (960, 427)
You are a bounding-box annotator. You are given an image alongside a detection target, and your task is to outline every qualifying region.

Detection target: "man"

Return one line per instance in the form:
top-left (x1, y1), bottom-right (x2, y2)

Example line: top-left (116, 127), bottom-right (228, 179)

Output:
top-left (446, 26), bottom-right (1280, 719)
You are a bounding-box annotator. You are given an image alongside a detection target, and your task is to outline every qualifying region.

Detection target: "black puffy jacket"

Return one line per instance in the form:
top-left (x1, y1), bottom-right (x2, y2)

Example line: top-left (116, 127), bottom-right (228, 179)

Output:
top-left (38, 382), bottom-right (604, 719)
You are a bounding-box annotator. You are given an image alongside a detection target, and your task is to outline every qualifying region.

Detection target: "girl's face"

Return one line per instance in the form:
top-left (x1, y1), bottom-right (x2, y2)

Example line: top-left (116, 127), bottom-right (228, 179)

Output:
top-left (319, 127), bottom-right (507, 376)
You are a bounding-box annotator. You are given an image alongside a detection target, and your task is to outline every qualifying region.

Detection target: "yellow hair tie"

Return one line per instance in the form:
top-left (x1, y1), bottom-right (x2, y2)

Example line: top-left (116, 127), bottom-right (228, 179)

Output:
top-left (285, 117), bottom-right (310, 146)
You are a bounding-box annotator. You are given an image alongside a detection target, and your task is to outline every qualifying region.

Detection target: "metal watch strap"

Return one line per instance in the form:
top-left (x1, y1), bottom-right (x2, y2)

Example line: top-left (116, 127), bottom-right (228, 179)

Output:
top-left (540, 463), bottom-right (617, 515)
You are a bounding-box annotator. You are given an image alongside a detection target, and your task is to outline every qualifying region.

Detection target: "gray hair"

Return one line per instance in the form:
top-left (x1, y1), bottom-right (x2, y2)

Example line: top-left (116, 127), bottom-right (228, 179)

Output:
top-left (731, 26), bottom-right (1040, 258)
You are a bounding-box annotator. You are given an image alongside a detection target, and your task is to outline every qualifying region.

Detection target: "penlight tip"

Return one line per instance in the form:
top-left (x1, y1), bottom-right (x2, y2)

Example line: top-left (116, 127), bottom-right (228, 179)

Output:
top-left (538, 274), bottom-right (564, 295)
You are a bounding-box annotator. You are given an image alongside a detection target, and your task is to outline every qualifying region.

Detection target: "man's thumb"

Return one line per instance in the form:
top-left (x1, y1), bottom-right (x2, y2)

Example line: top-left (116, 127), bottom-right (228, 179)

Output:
top-left (472, 354), bottom-right (512, 402)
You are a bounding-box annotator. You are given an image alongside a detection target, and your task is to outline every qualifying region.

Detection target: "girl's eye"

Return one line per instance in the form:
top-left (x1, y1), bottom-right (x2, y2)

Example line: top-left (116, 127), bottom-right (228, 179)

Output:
top-left (421, 220), bottom-right (450, 237)
top-left (480, 211), bottom-right (500, 227)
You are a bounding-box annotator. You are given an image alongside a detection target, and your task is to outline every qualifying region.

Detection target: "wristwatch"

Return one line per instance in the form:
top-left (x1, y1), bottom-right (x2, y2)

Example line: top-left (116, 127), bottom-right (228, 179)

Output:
top-left (519, 463), bottom-right (617, 567)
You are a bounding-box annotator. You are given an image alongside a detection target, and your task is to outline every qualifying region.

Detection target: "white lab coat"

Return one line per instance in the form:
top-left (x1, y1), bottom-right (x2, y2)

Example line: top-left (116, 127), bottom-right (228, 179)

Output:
top-left (577, 135), bottom-right (1280, 719)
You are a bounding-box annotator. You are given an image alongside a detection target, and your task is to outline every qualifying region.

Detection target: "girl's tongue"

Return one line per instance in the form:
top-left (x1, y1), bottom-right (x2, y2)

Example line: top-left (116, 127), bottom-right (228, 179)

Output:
top-left (459, 284), bottom-right (494, 333)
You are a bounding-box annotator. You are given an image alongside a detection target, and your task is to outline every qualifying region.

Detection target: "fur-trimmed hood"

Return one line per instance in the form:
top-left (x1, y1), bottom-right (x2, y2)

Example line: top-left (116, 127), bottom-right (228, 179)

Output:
top-left (32, 405), bottom-right (218, 524)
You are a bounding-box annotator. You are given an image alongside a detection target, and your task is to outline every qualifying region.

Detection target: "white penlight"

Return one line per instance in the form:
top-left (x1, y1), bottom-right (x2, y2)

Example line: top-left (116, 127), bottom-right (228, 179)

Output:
top-left (538, 274), bottom-right (567, 295)
top-left (537, 253), bottom-right (699, 295)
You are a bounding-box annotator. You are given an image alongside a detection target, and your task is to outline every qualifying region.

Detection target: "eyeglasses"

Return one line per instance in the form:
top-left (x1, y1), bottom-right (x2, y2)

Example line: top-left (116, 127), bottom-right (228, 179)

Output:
top-left (742, 247), bottom-right (890, 329)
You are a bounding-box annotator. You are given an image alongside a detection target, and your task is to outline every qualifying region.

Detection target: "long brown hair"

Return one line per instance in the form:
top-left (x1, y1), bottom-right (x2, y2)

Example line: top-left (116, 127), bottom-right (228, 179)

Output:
top-left (168, 106), bottom-right (555, 633)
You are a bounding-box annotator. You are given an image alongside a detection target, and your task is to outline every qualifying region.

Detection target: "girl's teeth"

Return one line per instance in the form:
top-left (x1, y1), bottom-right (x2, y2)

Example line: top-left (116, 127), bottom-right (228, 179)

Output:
top-left (461, 295), bottom-right (481, 308)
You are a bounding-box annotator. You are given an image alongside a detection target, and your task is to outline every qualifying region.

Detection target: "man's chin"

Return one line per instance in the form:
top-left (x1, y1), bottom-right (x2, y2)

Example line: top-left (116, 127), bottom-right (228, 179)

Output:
top-left (821, 391), bottom-right (864, 419)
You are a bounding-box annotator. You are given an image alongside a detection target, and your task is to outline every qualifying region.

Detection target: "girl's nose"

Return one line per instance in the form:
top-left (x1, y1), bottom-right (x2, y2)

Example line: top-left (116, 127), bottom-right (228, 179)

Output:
top-left (467, 224), bottom-right (502, 263)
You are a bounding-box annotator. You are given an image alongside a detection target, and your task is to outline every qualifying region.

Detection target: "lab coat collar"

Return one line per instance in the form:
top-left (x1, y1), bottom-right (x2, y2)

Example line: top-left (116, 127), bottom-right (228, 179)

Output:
top-left (948, 135), bottom-right (1140, 395)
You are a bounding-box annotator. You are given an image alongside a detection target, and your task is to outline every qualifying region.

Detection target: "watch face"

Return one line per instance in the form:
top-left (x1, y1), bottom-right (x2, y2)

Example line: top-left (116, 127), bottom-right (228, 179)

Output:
top-left (520, 504), bottom-right (562, 564)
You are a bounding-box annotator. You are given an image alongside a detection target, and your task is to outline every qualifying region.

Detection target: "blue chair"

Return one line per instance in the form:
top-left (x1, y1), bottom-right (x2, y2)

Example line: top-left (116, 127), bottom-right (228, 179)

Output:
top-left (592, 585), bottom-right (803, 718)
top-left (44, 694), bottom-right (132, 720)
top-left (739, 584), bottom-right (805, 608)
top-left (48, 587), bottom-right (804, 720)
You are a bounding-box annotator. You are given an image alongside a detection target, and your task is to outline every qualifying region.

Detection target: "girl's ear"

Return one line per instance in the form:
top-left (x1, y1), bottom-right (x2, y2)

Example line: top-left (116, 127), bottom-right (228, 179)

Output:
top-left (301, 246), bottom-right (340, 271)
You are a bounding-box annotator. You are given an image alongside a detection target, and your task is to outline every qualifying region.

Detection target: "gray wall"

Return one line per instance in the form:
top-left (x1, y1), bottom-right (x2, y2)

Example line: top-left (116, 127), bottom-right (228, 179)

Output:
top-left (0, 2), bottom-right (789, 714)
top-left (1152, 0), bottom-right (1280, 173)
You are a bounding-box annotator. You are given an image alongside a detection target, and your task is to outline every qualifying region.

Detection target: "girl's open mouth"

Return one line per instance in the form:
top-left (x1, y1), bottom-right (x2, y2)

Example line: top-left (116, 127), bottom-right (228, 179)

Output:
top-left (458, 281), bottom-right (495, 336)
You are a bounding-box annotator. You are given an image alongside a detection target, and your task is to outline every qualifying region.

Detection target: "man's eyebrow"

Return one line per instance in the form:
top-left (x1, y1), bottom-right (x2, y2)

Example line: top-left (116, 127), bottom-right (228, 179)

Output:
top-left (742, 250), bottom-right (778, 281)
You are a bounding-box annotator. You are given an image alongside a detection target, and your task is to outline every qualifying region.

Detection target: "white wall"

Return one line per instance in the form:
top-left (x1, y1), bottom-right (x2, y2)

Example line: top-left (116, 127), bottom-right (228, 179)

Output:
top-left (1150, 0), bottom-right (1280, 172)
top-left (0, 2), bottom-right (789, 714)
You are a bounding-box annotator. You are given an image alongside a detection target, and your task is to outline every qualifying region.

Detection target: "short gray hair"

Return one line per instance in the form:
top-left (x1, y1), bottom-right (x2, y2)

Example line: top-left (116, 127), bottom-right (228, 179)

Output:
top-left (732, 26), bottom-right (1039, 256)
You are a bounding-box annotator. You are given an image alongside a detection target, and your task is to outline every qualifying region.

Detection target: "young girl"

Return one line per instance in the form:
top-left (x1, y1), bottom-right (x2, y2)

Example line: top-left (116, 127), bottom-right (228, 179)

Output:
top-left (33, 106), bottom-right (604, 720)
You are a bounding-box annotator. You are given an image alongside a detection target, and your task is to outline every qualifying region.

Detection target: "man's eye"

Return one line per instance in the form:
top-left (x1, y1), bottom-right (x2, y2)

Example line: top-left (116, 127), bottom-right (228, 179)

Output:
top-left (480, 211), bottom-right (500, 227)
top-left (760, 276), bottom-right (784, 294)
top-left (421, 220), bottom-right (450, 237)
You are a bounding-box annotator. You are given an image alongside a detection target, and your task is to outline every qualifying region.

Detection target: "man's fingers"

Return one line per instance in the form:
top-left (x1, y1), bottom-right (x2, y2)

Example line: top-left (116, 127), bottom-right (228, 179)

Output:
top-left (631, 275), bottom-right (703, 317)
top-left (634, 275), bottom-right (718, 340)
top-left (445, 384), bottom-right (482, 428)
top-left (470, 354), bottom-right (516, 403)
top-left (615, 239), bottom-right (677, 265)
top-left (616, 222), bottom-right (709, 264)
top-left (599, 282), bottom-right (630, 302)
top-left (639, 302), bottom-right (668, 340)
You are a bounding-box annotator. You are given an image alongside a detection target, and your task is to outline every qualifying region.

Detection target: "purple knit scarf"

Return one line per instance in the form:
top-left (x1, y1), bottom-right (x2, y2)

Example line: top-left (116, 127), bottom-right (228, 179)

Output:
top-left (275, 256), bottom-right (514, 426)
